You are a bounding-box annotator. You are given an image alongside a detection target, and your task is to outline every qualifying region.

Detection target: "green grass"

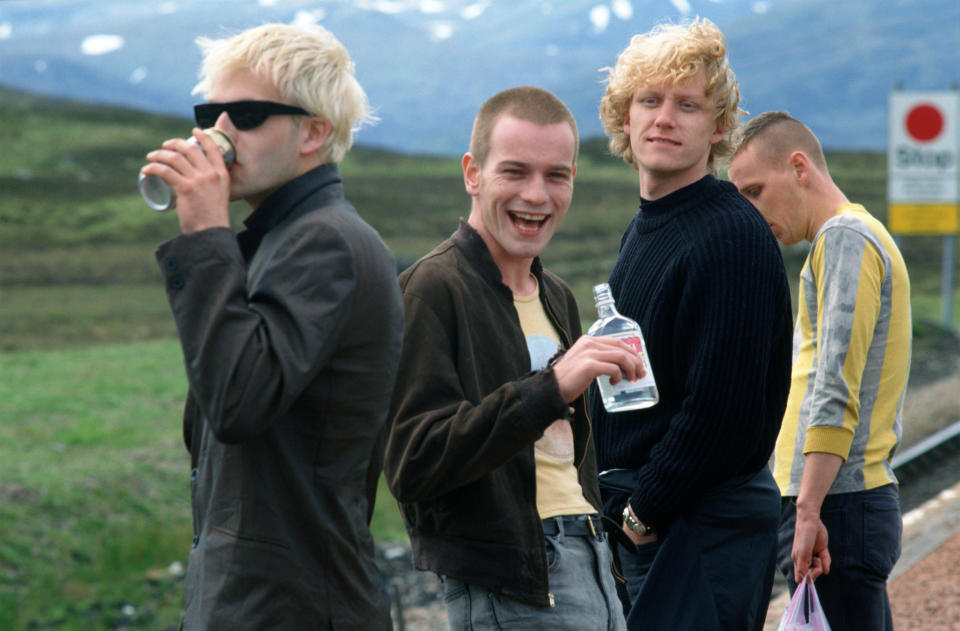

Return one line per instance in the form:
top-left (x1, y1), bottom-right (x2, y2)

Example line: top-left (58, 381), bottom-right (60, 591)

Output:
top-left (0, 283), bottom-right (176, 351)
top-left (0, 340), bottom-right (190, 629)
top-left (0, 339), bottom-right (408, 629)
top-left (1, 86), bottom-right (958, 628)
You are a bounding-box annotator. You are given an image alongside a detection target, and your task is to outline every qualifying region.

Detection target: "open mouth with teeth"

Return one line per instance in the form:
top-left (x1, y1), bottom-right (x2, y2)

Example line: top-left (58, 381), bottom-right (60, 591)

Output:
top-left (509, 211), bottom-right (549, 234)
top-left (648, 137), bottom-right (680, 145)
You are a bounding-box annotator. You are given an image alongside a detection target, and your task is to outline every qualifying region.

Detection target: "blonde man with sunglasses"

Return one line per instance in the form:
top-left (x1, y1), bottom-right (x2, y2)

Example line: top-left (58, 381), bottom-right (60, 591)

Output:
top-left (142, 23), bottom-right (401, 631)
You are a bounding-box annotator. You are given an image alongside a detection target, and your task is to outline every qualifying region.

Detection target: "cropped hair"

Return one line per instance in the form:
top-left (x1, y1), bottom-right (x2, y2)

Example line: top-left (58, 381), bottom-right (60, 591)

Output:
top-left (733, 110), bottom-right (828, 171)
top-left (470, 86), bottom-right (579, 166)
top-left (598, 17), bottom-right (744, 173)
top-left (193, 23), bottom-right (373, 164)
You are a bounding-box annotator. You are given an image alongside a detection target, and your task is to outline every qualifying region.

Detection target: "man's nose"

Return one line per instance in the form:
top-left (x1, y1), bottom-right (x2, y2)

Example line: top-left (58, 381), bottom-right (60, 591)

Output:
top-left (215, 111), bottom-right (234, 131)
top-left (654, 101), bottom-right (677, 126)
top-left (520, 174), bottom-right (549, 205)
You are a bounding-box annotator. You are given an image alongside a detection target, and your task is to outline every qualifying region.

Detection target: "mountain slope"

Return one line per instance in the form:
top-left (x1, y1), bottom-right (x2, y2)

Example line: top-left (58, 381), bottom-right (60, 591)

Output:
top-left (0, 0), bottom-right (956, 154)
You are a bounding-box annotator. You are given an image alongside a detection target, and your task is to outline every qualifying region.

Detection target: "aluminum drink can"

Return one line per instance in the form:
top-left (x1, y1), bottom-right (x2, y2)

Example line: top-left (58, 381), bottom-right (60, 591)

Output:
top-left (138, 127), bottom-right (236, 212)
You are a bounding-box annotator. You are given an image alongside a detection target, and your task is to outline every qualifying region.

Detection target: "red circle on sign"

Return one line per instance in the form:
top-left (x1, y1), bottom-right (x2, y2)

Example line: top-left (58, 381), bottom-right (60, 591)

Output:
top-left (905, 104), bottom-right (944, 142)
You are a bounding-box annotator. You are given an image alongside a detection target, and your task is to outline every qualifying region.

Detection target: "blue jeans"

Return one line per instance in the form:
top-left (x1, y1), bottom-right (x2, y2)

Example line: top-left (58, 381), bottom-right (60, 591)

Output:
top-left (614, 537), bottom-right (660, 610)
top-left (442, 515), bottom-right (626, 631)
top-left (778, 484), bottom-right (901, 631)
top-left (607, 467), bottom-right (780, 631)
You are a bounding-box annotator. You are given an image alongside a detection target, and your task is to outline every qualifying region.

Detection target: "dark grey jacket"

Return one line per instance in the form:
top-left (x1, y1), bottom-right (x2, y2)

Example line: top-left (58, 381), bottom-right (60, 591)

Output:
top-left (383, 221), bottom-right (601, 606)
top-left (157, 165), bottom-right (401, 631)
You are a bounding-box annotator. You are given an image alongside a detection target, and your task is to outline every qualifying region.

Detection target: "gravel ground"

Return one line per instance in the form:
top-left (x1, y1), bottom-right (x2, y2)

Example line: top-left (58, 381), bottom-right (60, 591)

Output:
top-left (887, 326), bottom-right (960, 629)
top-left (890, 514), bottom-right (960, 629)
top-left (376, 543), bottom-right (447, 631)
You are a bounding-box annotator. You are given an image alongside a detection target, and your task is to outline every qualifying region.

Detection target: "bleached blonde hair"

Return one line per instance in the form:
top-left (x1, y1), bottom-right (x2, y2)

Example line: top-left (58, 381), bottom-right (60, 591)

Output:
top-left (192, 23), bottom-right (374, 164)
top-left (598, 17), bottom-right (745, 173)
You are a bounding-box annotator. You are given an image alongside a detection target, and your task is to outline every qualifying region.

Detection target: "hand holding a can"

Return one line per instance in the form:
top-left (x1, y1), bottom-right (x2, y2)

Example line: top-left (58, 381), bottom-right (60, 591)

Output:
top-left (139, 127), bottom-right (235, 234)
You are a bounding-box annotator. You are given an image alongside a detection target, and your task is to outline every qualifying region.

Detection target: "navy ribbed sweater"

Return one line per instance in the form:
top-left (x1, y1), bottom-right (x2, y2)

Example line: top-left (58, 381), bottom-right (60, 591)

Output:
top-left (590, 175), bottom-right (793, 530)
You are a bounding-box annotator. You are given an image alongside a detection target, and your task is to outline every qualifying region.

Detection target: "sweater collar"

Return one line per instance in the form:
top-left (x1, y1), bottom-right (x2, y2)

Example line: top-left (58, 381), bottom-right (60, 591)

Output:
top-left (237, 164), bottom-right (343, 260)
top-left (634, 174), bottom-right (723, 232)
top-left (639, 174), bottom-right (715, 210)
top-left (452, 219), bottom-right (544, 297)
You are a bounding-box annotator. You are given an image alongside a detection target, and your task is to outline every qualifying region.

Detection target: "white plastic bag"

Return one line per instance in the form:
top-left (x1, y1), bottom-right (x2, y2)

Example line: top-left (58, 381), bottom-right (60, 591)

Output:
top-left (776, 574), bottom-right (832, 631)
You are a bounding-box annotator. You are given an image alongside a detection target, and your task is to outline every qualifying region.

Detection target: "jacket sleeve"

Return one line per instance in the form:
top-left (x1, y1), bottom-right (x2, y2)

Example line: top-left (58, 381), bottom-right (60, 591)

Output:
top-left (156, 224), bottom-right (355, 443)
top-left (383, 280), bottom-right (568, 503)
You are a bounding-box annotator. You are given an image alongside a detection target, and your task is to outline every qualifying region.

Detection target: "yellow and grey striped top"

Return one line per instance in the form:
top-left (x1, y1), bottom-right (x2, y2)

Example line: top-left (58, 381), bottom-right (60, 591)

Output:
top-left (773, 203), bottom-right (912, 496)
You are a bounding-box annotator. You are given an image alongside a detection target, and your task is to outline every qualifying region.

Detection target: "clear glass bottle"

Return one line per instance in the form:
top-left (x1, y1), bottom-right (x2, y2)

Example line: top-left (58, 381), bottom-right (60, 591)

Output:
top-left (137, 127), bottom-right (236, 212)
top-left (588, 282), bottom-right (659, 412)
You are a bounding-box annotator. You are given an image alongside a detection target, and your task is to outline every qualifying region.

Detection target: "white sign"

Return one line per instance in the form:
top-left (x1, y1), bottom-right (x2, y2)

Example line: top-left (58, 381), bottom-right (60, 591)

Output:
top-left (888, 91), bottom-right (959, 234)
top-left (888, 91), bottom-right (958, 203)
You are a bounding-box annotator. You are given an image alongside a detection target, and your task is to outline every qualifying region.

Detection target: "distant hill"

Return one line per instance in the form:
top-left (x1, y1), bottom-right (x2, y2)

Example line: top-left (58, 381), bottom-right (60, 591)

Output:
top-left (1, 0), bottom-right (957, 155)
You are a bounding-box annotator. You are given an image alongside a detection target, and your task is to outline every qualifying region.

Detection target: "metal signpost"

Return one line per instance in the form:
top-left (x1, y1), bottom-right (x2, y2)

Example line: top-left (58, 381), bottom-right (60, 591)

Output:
top-left (888, 90), bottom-right (959, 327)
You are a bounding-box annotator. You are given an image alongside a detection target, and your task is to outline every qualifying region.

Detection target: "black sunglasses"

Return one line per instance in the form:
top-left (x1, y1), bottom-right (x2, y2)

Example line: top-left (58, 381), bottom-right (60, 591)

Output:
top-left (193, 100), bottom-right (313, 130)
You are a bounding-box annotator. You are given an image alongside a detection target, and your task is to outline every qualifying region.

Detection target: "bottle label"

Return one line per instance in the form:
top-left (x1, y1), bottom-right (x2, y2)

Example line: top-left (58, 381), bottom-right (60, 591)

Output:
top-left (618, 335), bottom-right (642, 355)
top-left (610, 333), bottom-right (655, 390)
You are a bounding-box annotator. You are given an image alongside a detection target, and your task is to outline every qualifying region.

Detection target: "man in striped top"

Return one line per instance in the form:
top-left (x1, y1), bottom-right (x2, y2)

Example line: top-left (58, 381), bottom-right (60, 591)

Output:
top-left (729, 110), bottom-right (911, 631)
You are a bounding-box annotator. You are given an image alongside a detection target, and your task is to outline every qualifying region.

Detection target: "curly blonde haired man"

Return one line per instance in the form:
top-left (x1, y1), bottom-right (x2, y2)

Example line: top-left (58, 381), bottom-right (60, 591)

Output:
top-left (599, 17), bottom-right (744, 188)
top-left (589, 18), bottom-right (794, 630)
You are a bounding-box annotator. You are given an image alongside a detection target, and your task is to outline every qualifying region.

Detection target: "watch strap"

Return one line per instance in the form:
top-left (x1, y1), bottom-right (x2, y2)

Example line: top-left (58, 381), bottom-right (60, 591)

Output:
top-left (622, 505), bottom-right (654, 536)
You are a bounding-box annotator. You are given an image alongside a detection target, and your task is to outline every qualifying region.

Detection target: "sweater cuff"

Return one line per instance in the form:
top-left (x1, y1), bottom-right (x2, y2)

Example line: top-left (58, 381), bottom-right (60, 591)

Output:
top-left (803, 425), bottom-right (853, 460)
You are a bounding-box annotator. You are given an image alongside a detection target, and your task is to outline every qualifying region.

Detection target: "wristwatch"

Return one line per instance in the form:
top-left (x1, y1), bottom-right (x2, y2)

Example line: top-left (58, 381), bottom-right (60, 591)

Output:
top-left (622, 505), bottom-right (655, 536)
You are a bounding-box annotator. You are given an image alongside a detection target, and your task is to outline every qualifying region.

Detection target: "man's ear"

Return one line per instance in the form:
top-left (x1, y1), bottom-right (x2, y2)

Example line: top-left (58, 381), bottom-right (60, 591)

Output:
top-left (301, 117), bottom-right (333, 157)
top-left (788, 151), bottom-right (811, 185)
top-left (462, 152), bottom-right (481, 196)
top-left (710, 125), bottom-right (725, 147)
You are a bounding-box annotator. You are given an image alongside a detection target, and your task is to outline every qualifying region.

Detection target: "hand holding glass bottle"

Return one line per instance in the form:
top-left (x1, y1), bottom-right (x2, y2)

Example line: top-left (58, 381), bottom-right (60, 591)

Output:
top-left (550, 321), bottom-right (647, 406)
top-left (588, 283), bottom-right (659, 412)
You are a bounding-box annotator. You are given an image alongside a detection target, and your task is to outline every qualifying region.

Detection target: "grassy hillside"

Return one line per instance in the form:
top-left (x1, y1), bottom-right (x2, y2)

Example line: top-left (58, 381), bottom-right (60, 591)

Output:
top-left (2, 87), bottom-right (957, 351)
top-left (0, 340), bottom-right (189, 629)
top-left (1, 87), bottom-right (957, 629)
